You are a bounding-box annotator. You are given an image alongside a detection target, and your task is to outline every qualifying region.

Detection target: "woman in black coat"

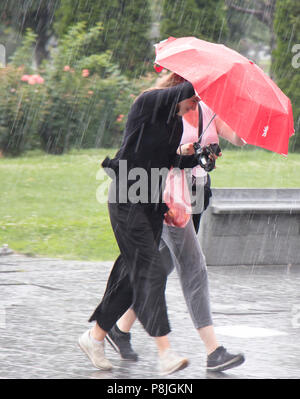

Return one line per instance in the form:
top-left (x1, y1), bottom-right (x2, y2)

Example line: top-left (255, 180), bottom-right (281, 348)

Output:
top-left (79, 74), bottom-right (199, 375)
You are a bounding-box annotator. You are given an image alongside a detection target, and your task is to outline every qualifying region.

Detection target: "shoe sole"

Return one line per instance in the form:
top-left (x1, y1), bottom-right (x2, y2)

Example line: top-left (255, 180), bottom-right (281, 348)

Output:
top-left (78, 337), bottom-right (113, 371)
top-left (105, 335), bottom-right (138, 362)
top-left (160, 358), bottom-right (189, 376)
top-left (207, 355), bottom-right (245, 373)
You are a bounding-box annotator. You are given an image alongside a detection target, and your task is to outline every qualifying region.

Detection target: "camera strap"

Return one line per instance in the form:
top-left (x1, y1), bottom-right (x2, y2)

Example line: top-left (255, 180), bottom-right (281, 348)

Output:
top-left (197, 102), bottom-right (216, 144)
top-left (198, 103), bottom-right (203, 140)
top-left (192, 104), bottom-right (204, 187)
top-left (192, 104), bottom-right (218, 185)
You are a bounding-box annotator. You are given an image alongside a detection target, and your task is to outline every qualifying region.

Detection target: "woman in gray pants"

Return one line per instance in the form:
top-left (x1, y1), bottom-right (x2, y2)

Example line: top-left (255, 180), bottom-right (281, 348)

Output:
top-left (105, 93), bottom-right (246, 373)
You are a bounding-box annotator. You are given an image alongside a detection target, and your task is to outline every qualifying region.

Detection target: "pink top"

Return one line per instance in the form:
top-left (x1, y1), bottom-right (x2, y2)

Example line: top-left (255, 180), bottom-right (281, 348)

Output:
top-left (181, 101), bottom-right (219, 177)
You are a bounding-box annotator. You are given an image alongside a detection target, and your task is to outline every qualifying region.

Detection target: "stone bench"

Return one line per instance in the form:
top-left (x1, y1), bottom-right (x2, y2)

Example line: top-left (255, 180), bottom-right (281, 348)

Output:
top-left (198, 188), bottom-right (300, 266)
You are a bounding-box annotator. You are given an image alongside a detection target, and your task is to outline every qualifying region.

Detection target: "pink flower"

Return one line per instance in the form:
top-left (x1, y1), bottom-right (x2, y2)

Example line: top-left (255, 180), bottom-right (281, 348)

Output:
top-left (28, 76), bottom-right (36, 85)
top-left (21, 75), bottom-right (30, 82)
top-left (82, 69), bottom-right (90, 78)
top-left (88, 90), bottom-right (94, 95)
top-left (37, 76), bottom-right (44, 84)
top-left (64, 65), bottom-right (71, 72)
top-left (116, 114), bottom-right (124, 123)
top-left (21, 74), bottom-right (45, 85)
top-left (32, 74), bottom-right (44, 84)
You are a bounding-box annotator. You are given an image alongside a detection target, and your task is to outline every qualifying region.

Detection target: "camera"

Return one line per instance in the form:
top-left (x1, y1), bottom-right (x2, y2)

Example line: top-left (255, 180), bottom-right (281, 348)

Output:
top-left (193, 143), bottom-right (221, 172)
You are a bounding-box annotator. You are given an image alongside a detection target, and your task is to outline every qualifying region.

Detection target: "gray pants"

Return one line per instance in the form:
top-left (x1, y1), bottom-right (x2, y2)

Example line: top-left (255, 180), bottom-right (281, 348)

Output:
top-left (159, 218), bottom-right (213, 329)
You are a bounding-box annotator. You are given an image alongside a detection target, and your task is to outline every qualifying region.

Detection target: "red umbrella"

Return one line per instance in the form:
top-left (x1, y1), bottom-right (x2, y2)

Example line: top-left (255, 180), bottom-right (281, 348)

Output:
top-left (154, 36), bottom-right (294, 156)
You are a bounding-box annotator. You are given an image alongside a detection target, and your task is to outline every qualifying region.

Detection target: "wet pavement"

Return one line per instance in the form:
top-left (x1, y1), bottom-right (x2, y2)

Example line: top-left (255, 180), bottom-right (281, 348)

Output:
top-left (0, 254), bottom-right (299, 379)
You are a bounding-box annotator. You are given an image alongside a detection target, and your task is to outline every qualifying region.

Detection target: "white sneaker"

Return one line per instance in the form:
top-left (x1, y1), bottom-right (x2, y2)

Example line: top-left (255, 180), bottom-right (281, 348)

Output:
top-left (78, 329), bottom-right (113, 370)
top-left (158, 349), bottom-right (189, 376)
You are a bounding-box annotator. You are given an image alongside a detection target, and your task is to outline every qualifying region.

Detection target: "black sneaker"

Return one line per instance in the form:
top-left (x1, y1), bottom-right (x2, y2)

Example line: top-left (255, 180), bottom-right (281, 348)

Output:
top-left (207, 346), bottom-right (245, 372)
top-left (105, 324), bottom-right (138, 361)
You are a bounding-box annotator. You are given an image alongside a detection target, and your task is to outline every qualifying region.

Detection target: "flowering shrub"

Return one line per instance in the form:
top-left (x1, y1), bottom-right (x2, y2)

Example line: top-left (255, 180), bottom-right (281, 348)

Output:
top-left (37, 21), bottom-right (142, 153)
top-left (0, 66), bottom-right (46, 156)
top-left (0, 23), bottom-right (157, 156)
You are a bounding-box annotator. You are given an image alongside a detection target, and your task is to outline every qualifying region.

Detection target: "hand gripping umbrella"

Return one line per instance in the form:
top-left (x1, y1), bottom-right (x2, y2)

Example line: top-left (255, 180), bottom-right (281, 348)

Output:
top-left (154, 36), bottom-right (294, 156)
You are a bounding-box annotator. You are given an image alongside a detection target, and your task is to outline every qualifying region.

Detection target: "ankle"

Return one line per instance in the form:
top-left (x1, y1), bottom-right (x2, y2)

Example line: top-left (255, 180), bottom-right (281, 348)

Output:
top-left (90, 326), bottom-right (105, 342)
top-left (115, 323), bottom-right (129, 335)
top-left (158, 347), bottom-right (171, 357)
top-left (155, 335), bottom-right (171, 357)
top-left (207, 345), bottom-right (220, 356)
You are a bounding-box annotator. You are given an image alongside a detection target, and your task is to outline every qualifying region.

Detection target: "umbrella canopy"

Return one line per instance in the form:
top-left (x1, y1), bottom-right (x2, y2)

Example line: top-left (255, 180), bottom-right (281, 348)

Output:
top-left (154, 36), bottom-right (294, 156)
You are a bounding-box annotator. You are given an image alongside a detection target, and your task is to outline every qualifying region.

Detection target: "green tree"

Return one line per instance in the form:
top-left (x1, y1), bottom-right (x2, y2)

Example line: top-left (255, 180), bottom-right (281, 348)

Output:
top-left (273, 0), bottom-right (300, 151)
top-left (54, 0), bottom-right (152, 77)
top-left (225, 2), bottom-right (271, 58)
top-left (0, 0), bottom-right (60, 65)
top-left (160, 0), bottom-right (228, 43)
top-left (225, 1), bottom-right (276, 47)
top-left (225, 1), bottom-right (276, 75)
top-left (10, 28), bottom-right (37, 71)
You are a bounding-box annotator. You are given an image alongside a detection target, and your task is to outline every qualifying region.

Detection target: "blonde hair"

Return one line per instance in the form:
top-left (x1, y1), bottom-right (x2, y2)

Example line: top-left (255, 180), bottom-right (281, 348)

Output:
top-left (149, 72), bottom-right (186, 90)
top-left (135, 72), bottom-right (186, 102)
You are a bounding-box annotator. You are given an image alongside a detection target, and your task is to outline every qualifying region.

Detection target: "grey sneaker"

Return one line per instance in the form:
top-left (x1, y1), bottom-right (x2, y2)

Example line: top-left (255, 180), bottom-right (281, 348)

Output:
top-left (158, 349), bottom-right (189, 376)
top-left (106, 324), bottom-right (138, 361)
top-left (78, 329), bottom-right (113, 370)
top-left (207, 346), bottom-right (245, 372)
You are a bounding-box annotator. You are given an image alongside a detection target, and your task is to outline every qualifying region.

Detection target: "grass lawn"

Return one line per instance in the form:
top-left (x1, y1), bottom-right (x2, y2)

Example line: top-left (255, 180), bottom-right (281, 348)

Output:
top-left (0, 147), bottom-right (299, 261)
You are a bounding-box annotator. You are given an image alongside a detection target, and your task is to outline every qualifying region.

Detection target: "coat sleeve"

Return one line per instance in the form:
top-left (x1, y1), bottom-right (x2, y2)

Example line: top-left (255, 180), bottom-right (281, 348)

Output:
top-left (170, 153), bottom-right (199, 169)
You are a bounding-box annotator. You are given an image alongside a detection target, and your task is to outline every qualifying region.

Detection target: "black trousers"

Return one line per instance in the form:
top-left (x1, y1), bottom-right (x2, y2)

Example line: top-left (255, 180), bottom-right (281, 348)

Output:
top-left (89, 198), bottom-right (171, 337)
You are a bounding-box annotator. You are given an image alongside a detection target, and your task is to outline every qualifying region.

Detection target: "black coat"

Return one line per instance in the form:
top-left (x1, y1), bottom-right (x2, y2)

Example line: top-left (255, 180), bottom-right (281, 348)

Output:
top-left (103, 81), bottom-right (198, 208)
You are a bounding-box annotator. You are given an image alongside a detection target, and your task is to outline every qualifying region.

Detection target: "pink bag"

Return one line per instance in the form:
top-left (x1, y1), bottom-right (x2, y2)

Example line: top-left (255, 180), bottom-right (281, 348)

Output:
top-left (163, 168), bottom-right (192, 228)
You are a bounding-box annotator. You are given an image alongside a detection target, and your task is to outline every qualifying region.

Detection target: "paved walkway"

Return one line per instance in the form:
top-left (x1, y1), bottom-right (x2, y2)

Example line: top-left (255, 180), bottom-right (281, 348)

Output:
top-left (0, 254), bottom-right (299, 379)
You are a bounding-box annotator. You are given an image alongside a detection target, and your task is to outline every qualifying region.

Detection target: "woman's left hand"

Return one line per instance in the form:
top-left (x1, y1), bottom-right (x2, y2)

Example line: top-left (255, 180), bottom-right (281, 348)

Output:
top-left (177, 143), bottom-right (195, 156)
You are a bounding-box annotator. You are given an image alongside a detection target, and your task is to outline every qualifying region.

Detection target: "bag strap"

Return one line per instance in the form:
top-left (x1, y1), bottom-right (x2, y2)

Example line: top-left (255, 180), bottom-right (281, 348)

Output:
top-left (198, 103), bottom-right (203, 141)
top-left (192, 103), bottom-right (216, 184)
top-left (197, 102), bottom-right (217, 145)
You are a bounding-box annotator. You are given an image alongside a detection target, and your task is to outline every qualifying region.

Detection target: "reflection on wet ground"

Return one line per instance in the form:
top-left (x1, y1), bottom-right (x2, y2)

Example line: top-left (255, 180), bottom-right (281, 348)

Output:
top-left (0, 255), bottom-right (299, 379)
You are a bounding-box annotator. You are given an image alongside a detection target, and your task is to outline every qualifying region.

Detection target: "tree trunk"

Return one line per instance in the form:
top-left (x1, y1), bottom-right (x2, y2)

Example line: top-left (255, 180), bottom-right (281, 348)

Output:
top-left (35, 33), bottom-right (50, 66)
